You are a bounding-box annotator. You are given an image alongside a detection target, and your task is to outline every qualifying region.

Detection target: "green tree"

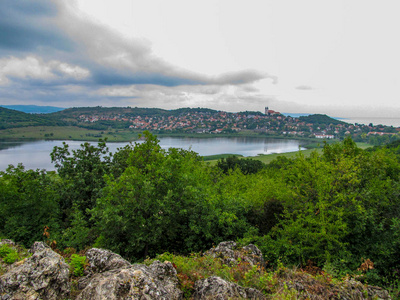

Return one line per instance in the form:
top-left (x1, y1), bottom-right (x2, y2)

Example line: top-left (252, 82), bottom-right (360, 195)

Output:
top-left (0, 165), bottom-right (60, 246)
top-left (92, 132), bottom-right (253, 260)
top-left (50, 140), bottom-right (112, 221)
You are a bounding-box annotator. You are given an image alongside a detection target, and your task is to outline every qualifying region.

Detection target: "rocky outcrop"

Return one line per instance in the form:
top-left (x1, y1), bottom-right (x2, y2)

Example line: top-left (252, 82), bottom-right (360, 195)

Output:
top-left (206, 241), bottom-right (265, 267)
top-left (0, 242), bottom-right (70, 300)
top-left (77, 263), bottom-right (183, 300)
top-left (193, 276), bottom-right (266, 300)
top-left (76, 247), bottom-right (182, 299)
top-left (0, 240), bottom-right (393, 300)
top-left (84, 247), bottom-right (132, 275)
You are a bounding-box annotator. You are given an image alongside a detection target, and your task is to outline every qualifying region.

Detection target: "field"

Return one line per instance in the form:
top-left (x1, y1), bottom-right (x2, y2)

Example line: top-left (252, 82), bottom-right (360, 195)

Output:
top-left (203, 142), bottom-right (371, 165)
top-left (0, 126), bottom-right (140, 142)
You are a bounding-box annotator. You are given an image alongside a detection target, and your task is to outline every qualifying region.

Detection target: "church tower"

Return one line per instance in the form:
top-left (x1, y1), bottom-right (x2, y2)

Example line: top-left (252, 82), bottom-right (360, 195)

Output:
top-left (265, 107), bottom-right (269, 115)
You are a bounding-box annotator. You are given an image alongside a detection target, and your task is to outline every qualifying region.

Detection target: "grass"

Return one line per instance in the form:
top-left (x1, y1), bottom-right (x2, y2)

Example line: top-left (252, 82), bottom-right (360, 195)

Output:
top-left (204, 142), bottom-right (372, 165)
top-left (0, 126), bottom-right (140, 142)
top-left (202, 154), bottom-right (243, 161)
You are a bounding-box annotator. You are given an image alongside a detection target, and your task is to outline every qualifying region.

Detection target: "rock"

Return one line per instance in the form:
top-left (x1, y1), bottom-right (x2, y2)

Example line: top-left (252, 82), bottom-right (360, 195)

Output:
top-left (77, 247), bottom-right (132, 290)
top-left (0, 242), bottom-right (70, 300)
top-left (29, 241), bottom-right (50, 254)
top-left (76, 260), bottom-right (183, 300)
top-left (242, 244), bottom-right (265, 267)
top-left (192, 276), bottom-right (266, 300)
top-left (0, 240), bottom-right (15, 247)
top-left (206, 241), bottom-right (265, 268)
top-left (148, 260), bottom-right (182, 299)
top-left (84, 248), bottom-right (132, 274)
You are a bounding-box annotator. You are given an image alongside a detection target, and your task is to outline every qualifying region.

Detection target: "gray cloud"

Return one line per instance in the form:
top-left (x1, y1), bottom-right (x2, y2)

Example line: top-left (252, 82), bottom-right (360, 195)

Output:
top-left (0, 0), bottom-right (275, 110)
top-left (0, 1), bottom-right (74, 53)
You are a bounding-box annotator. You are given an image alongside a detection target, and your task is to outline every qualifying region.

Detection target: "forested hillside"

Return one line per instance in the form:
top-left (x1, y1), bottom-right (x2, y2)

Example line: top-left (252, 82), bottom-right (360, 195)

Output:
top-left (0, 107), bottom-right (64, 129)
top-left (1, 133), bottom-right (400, 297)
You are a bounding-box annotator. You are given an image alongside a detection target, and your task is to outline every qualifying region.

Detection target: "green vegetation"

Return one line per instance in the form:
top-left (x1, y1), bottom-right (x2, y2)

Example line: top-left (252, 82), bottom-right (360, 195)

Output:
top-left (1, 132), bottom-right (400, 297)
top-left (0, 243), bottom-right (30, 267)
top-left (298, 114), bottom-right (346, 125)
top-left (0, 107), bottom-right (64, 129)
top-left (69, 254), bottom-right (87, 277)
top-left (0, 126), bottom-right (140, 142)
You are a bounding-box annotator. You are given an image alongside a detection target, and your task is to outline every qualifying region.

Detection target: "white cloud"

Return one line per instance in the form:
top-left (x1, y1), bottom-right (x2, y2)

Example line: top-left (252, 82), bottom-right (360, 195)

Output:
top-left (0, 56), bottom-right (90, 85)
top-left (53, 62), bottom-right (90, 80)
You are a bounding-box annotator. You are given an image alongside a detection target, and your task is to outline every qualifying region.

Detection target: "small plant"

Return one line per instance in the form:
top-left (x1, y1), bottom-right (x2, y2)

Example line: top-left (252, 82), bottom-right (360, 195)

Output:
top-left (0, 244), bottom-right (20, 264)
top-left (3, 251), bottom-right (19, 264)
top-left (0, 244), bottom-right (13, 258)
top-left (69, 254), bottom-right (87, 277)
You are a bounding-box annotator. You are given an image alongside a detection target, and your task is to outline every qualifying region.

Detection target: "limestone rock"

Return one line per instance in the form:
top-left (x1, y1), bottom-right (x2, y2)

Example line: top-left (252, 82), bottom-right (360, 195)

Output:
top-left (0, 242), bottom-right (70, 300)
top-left (84, 247), bottom-right (132, 274)
top-left (77, 247), bottom-right (132, 290)
top-left (77, 260), bottom-right (183, 300)
top-left (29, 241), bottom-right (50, 254)
top-left (206, 241), bottom-right (265, 267)
top-left (0, 239), bottom-right (15, 247)
top-left (193, 276), bottom-right (266, 300)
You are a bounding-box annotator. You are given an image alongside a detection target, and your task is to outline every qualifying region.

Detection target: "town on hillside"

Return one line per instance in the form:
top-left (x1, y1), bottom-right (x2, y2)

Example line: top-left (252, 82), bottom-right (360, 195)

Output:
top-left (74, 106), bottom-right (400, 143)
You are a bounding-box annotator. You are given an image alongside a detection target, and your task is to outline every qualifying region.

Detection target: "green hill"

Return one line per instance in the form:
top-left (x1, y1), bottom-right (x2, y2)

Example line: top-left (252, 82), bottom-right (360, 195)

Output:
top-left (0, 107), bottom-right (64, 129)
top-left (299, 114), bottom-right (346, 125)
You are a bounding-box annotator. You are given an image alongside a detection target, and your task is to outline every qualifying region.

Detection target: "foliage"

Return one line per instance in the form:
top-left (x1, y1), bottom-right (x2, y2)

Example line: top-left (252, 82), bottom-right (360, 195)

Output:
top-left (92, 131), bottom-right (255, 260)
top-left (217, 155), bottom-right (266, 174)
top-left (0, 244), bottom-right (13, 258)
top-left (3, 132), bottom-right (400, 292)
top-left (0, 242), bottom-right (30, 265)
top-left (146, 252), bottom-right (275, 298)
top-left (50, 139), bottom-right (112, 221)
top-left (298, 114), bottom-right (346, 125)
top-left (69, 254), bottom-right (87, 277)
top-left (3, 250), bottom-right (19, 264)
top-left (0, 165), bottom-right (61, 247)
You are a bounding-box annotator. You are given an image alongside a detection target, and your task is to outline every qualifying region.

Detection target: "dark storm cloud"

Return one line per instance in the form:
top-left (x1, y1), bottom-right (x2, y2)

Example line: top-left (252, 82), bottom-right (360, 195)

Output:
top-left (0, 0), bottom-right (73, 53)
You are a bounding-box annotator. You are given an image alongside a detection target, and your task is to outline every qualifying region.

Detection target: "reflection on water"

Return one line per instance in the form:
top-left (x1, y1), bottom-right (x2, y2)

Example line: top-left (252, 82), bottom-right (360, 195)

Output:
top-left (0, 137), bottom-right (306, 171)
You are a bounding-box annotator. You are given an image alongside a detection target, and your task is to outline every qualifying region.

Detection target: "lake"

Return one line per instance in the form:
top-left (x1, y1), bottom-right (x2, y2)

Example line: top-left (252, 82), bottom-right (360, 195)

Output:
top-left (0, 137), bottom-right (306, 171)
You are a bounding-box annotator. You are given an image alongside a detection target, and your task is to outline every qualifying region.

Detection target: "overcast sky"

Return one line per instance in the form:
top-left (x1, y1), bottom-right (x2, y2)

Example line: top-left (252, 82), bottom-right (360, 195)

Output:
top-left (1, 0), bottom-right (399, 119)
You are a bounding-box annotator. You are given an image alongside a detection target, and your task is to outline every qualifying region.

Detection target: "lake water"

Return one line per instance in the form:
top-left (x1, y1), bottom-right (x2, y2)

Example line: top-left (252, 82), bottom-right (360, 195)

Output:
top-left (340, 117), bottom-right (400, 127)
top-left (0, 137), bottom-right (306, 171)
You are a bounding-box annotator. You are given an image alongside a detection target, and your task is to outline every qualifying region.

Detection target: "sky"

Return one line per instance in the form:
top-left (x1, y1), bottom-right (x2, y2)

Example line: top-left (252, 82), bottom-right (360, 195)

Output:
top-left (0, 0), bottom-right (400, 120)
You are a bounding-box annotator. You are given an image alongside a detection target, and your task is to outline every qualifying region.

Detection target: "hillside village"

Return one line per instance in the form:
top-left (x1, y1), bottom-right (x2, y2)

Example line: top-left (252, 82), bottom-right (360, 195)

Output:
top-left (75, 107), bottom-right (400, 141)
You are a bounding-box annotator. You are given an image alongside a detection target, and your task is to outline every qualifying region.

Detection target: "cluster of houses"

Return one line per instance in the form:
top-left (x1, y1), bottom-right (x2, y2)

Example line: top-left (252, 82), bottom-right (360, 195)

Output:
top-left (77, 108), bottom-right (399, 140)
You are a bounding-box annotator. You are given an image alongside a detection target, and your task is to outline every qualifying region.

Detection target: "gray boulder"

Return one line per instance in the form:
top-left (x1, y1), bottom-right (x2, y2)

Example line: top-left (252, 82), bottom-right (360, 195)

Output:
top-left (0, 242), bottom-right (70, 300)
top-left (84, 247), bottom-right (132, 274)
top-left (193, 276), bottom-right (266, 300)
top-left (206, 241), bottom-right (265, 267)
top-left (77, 260), bottom-right (182, 300)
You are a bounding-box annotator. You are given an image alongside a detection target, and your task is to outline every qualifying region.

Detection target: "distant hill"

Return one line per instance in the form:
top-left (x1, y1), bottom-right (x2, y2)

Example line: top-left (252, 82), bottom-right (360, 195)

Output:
top-left (0, 105), bottom-right (65, 114)
top-left (299, 114), bottom-right (346, 125)
top-left (0, 107), bottom-right (65, 129)
top-left (50, 106), bottom-right (221, 119)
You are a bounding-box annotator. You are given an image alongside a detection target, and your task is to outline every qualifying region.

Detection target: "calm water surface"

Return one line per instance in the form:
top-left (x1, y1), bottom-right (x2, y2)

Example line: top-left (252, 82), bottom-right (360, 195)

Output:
top-left (0, 137), bottom-right (306, 171)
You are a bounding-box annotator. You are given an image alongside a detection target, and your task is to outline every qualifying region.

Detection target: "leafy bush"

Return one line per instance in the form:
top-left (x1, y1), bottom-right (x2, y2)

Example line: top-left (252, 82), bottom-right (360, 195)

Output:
top-left (0, 244), bottom-right (13, 258)
top-left (3, 251), bottom-right (19, 264)
top-left (0, 244), bottom-right (19, 264)
top-left (69, 254), bottom-right (87, 277)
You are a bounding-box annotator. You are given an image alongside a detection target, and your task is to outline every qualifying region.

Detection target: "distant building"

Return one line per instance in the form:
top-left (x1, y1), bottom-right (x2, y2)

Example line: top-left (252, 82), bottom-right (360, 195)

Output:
top-left (265, 106), bottom-right (280, 116)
